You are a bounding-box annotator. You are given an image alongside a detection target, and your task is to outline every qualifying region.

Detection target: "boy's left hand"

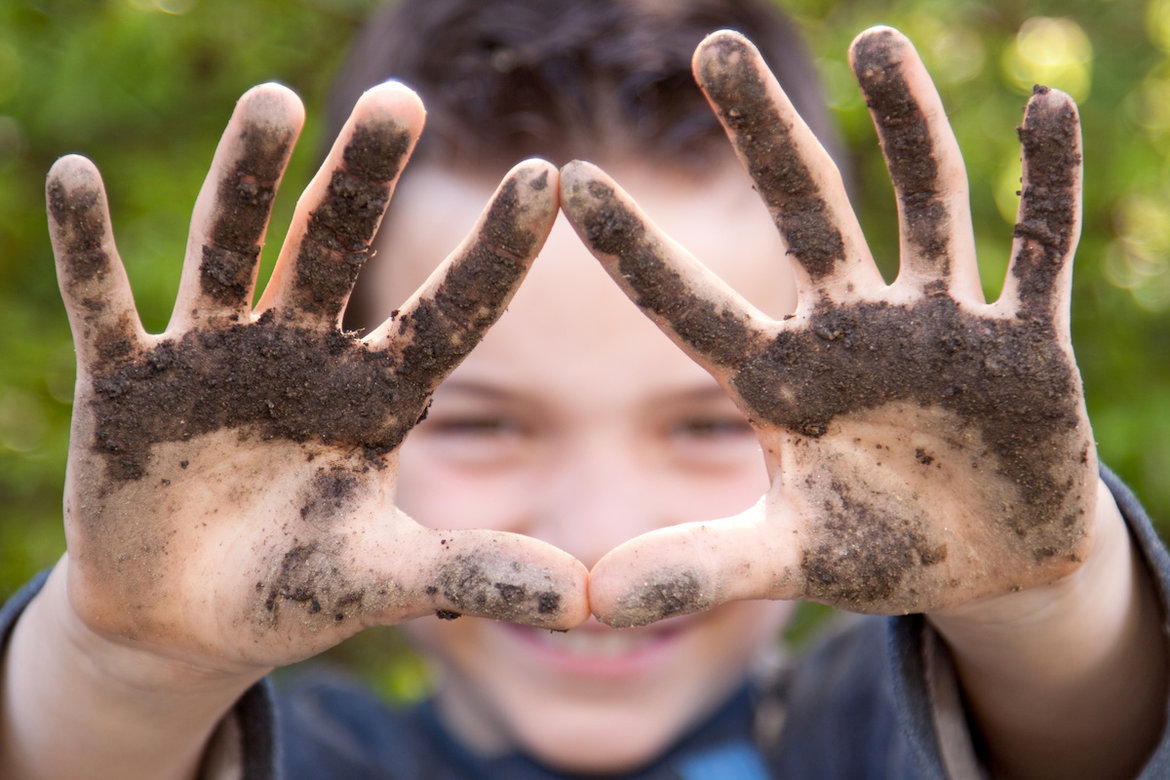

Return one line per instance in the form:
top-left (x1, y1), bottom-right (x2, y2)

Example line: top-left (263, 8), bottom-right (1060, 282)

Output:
top-left (563, 27), bottom-right (1097, 625)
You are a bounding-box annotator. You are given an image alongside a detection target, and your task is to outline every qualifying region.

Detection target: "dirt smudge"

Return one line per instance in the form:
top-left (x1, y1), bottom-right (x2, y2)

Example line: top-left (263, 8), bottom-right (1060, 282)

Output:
top-left (260, 540), bottom-right (368, 626)
top-left (432, 553), bottom-right (564, 624)
top-left (200, 120), bottom-right (296, 307)
top-left (605, 567), bottom-right (711, 628)
top-left (800, 479), bottom-right (946, 610)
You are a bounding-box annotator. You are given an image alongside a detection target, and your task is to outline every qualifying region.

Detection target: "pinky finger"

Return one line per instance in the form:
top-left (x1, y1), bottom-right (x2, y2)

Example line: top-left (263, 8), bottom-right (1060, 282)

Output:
top-left (47, 155), bottom-right (146, 373)
top-left (999, 87), bottom-right (1082, 332)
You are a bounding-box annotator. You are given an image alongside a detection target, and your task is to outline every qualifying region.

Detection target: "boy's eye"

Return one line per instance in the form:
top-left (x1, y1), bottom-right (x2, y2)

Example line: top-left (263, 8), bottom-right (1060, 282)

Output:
top-left (427, 416), bottom-right (522, 437)
top-left (670, 416), bottom-right (754, 439)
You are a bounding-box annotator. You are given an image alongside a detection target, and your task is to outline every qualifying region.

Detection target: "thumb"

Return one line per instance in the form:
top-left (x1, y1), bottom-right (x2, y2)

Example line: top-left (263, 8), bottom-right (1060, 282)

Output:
top-left (588, 499), bottom-right (799, 628)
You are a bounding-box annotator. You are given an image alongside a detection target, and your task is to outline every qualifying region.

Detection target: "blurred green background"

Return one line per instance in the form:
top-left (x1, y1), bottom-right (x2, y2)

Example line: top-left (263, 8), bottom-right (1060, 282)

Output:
top-left (1, 0), bottom-right (1169, 693)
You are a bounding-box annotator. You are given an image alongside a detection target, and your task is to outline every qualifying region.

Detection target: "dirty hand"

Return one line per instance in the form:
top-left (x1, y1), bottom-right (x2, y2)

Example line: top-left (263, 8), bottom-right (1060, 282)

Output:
top-left (563, 27), bottom-right (1095, 626)
top-left (48, 82), bottom-right (588, 673)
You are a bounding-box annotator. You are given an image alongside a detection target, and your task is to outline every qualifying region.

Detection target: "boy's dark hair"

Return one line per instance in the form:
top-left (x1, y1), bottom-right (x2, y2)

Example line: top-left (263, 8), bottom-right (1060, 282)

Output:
top-left (327, 0), bottom-right (840, 173)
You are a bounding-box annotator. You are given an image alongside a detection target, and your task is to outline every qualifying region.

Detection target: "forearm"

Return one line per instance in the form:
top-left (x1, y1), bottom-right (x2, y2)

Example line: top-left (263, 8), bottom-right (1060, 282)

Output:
top-left (0, 563), bottom-right (261, 780)
top-left (929, 478), bottom-right (1168, 779)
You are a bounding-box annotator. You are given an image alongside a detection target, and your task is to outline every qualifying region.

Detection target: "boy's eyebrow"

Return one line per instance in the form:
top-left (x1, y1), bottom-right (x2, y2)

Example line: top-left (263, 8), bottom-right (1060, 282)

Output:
top-left (431, 379), bottom-right (743, 412)
top-left (430, 379), bottom-right (522, 401)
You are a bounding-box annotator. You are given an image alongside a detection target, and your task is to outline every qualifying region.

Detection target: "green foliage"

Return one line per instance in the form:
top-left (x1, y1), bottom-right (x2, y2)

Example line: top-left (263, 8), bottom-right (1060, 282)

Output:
top-left (0, 0), bottom-right (381, 597)
top-left (1, 1), bottom-right (1168, 688)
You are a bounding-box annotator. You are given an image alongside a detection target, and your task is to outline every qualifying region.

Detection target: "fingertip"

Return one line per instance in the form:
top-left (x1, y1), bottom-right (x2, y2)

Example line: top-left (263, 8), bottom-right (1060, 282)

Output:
top-left (46, 155), bottom-right (110, 251)
top-left (418, 530), bottom-right (591, 630)
top-left (590, 556), bottom-right (716, 629)
top-left (354, 80), bottom-right (426, 140)
top-left (502, 158), bottom-right (559, 233)
top-left (693, 28), bottom-right (754, 72)
top-left (558, 160), bottom-right (619, 217)
top-left (558, 159), bottom-right (603, 192)
top-left (236, 82), bottom-right (306, 132)
top-left (849, 25), bottom-right (911, 67)
top-left (1023, 85), bottom-right (1080, 130)
top-left (46, 154), bottom-right (102, 203)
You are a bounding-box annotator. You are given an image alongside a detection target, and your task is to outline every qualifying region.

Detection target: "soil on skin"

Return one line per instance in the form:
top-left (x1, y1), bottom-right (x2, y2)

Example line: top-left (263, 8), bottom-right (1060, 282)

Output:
top-left (87, 310), bottom-right (425, 482)
top-left (199, 119), bottom-right (297, 308)
top-left (431, 553), bottom-right (564, 624)
top-left (606, 567), bottom-right (711, 628)
top-left (696, 34), bottom-right (846, 281)
top-left (851, 30), bottom-right (950, 273)
top-left (564, 77), bottom-right (1087, 607)
top-left (286, 124), bottom-right (413, 318)
top-left (86, 171), bottom-right (538, 484)
top-left (260, 540), bottom-right (370, 626)
top-left (1012, 85), bottom-right (1081, 320)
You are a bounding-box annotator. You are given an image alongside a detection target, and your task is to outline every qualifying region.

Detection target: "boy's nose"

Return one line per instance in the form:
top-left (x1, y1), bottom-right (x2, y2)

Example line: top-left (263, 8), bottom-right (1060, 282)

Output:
top-left (528, 441), bottom-right (664, 570)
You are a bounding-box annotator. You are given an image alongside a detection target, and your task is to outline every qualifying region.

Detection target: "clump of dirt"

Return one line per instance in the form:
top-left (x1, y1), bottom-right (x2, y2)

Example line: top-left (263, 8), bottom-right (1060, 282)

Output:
top-left (432, 553), bottom-right (564, 624)
top-left (851, 29), bottom-right (950, 272)
top-left (261, 541), bottom-right (367, 625)
top-left (88, 310), bottom-right (428, 481)
top-left (605, 568), bottom-right (711, 628)
top-left (696, 34), bottom-right (846, 280)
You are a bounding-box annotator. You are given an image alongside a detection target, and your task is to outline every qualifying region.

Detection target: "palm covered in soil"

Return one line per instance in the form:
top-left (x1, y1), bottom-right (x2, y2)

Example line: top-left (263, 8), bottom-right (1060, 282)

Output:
top-left (567, 28), bottom-right (1096, 625)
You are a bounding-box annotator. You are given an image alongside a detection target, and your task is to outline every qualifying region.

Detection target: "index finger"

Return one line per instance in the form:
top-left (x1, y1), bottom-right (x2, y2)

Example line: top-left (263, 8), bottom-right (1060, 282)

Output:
top-left (371, 159), bottom-right (560, 391)
top-left (559, 160), bottom-right (770, 376)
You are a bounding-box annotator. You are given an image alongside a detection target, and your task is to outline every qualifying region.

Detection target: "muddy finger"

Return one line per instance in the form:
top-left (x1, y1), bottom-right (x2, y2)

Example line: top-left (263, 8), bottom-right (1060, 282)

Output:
top-left (47, 155), bottom-right (146, 373)
top-left (560, 160), bottom-right (769, 375)
top-left (850, 27), bottom-right (981, 299)
top-left (171, 84), bottom-right (303, 330)
top-left (1001, 86), bottom-right (1082, 328)
top-left (693, 30), bottom-right (878, 298)
top-left (372, 160), bottom-right (558, 389)
top-left (258, 81), bottom-right (423, 327)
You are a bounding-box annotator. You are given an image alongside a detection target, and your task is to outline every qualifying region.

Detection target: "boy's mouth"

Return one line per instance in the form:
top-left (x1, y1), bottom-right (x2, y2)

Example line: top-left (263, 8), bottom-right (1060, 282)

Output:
top-left (497, 617), bottom-right (694, 679)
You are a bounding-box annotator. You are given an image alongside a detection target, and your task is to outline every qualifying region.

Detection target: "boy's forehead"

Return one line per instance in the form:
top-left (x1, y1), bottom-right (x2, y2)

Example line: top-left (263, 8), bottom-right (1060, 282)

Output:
top-left (367, 161), bottom-right (794, 323)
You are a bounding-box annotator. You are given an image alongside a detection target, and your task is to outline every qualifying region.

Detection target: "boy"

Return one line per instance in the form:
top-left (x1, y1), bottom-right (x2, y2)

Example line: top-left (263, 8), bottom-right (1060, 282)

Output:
top-left (3, 1), bottom-right (1168, 777)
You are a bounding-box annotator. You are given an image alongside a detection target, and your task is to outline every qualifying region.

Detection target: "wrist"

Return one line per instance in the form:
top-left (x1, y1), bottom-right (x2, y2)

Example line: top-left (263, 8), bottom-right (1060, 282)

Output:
top-left (928, 476), bottom-right (1129, 649)
top-left (925, 476), bottom-right (1169, 779)
top-left (2, 560), bottom-right (264, 780)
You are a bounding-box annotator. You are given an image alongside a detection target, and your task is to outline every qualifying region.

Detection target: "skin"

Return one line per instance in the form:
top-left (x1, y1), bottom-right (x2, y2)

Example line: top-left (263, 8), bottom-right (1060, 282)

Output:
top-left (369, 161), bottom-right (797, 772)
top-left (0, 24), bottom-right (1164, 780)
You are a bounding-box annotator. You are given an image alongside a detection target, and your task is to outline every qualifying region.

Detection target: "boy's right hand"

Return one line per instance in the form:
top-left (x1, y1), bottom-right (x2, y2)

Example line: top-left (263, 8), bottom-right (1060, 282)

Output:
top-left (45, 81), bottom-right (588, 680)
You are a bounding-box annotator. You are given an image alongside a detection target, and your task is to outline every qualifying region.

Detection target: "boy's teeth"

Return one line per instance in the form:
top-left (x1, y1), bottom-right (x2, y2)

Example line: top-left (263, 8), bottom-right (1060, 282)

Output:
top-left (540, 629), bottom-right (655, 657)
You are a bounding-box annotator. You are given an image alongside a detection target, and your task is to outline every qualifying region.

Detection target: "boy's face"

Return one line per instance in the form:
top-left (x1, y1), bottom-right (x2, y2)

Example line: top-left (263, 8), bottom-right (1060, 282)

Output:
top-left (370, 161), bottom-right (797, 772)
